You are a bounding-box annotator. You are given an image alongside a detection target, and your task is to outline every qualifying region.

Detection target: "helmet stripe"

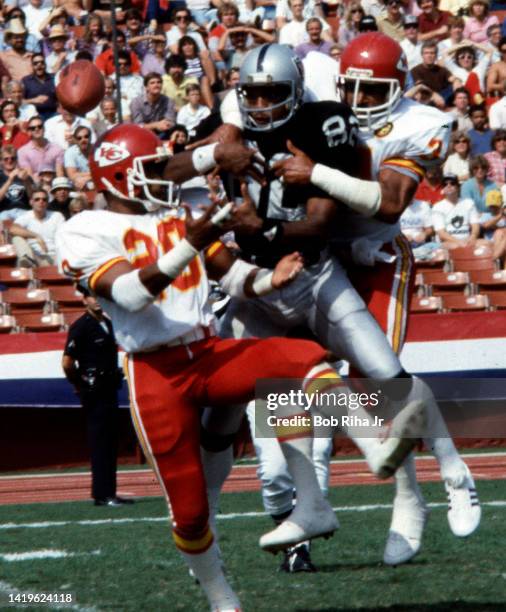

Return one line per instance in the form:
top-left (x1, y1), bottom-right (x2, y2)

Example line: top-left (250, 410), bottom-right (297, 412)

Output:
top-left (257, 43), bottom-right (271, 72)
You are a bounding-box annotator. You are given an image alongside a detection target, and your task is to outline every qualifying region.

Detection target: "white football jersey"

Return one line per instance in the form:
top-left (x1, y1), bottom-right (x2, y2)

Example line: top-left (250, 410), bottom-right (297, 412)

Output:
top-left (332, 98), bottom-right (452, 244)
top-left (56, 210), bottom-right (215, 352)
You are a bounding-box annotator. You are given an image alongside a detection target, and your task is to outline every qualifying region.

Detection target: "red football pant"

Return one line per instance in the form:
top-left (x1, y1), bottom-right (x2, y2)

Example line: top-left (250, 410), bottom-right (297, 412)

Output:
top-left (125, 336), bottom-right (326, 553)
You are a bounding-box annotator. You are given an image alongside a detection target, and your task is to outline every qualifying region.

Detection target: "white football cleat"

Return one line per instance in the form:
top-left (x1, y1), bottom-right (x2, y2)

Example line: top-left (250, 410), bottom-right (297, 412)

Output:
top-left (446, 464), bottom-right (481, 537)
top-left (259, 499), bottom-right (338, 553)
top-left (369, 401), bottom-right (426, 480)
top-left (209, 588), bottom-right (241, 612)
top-left (383, 496), bottom-right (430, 566)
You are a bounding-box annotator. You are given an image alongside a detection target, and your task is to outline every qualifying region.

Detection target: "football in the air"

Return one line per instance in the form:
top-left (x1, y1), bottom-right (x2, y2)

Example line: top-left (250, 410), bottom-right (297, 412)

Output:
top-left (56, 60), bottom-right (105, 116)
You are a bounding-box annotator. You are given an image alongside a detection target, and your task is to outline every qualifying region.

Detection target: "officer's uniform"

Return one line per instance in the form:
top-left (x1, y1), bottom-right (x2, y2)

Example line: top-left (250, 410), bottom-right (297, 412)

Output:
top-left (64, 312), bottom-right (121, 502)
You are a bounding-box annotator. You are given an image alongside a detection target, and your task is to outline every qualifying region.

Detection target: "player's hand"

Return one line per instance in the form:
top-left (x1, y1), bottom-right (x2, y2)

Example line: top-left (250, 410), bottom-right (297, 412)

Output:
top-left (230, 182), bottom-right (262, 235)
top-left (183, 200), bottom-right (232, 250)
top-left (273, 140), bottom-right (315, 185)
top-left (214, 142), bottom-right (265, 184)
top-left (271, 252), bottom-right (304, 288)
top-left (186, 123), bottom-right (243, 150)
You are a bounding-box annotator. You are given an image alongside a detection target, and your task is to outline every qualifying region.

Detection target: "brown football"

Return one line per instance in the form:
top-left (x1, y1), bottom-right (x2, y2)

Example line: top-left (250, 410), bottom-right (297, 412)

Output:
top-left (56, 60), bottom-right (105, 115)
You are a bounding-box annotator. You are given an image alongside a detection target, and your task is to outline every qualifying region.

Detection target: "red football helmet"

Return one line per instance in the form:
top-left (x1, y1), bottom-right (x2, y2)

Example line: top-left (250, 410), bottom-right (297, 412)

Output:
top-left (339, 33), bottom-right (408, 129)
top-left (89, 124), bottom-right (178, 211)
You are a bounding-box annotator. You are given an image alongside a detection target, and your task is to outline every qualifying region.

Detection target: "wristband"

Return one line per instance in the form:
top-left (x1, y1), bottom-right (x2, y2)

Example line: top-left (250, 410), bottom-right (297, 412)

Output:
top-left (192, 143), bottom-right (218, 174)
top-left (157, 238), bottom-right (199, 277)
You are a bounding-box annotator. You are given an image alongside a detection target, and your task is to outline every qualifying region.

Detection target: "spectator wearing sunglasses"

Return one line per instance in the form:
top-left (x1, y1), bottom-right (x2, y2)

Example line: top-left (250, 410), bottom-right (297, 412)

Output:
top-left (21, 53), bottom-right (57, 121)
top-left (18, 114), bottom-right (64, 181)
top-left (166, 8), bottom-right (206, 54)
top-left (443, 131), bottom-right (472, 183)
top-left (432, 174), bottom-right (482, 248)
top-left (0, 145), bottom-right (33, 221)
top-left (442, 40), bottom-right (492, 103)
top-left (338, 3), bottom-right (364, 46)
top-left (400, 16), bottom-right (423, 70)
top-left (63, 126), bottom-right (94, 191)
top-left (377, 0), bottom-right (405, 42)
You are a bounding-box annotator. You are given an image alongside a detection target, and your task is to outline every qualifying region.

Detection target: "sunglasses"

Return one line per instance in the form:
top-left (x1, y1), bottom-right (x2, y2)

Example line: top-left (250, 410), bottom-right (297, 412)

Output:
top-left (443, 180), bottom-right (458, 186)
top-left (351, 8), bottom-right (363, 12)
top-left (455, 139), bottom-right (469, 143)
top-left (2, 156), bottom-right (15, 161)
top-left (28, 124), bottom-right (43, 131)
top-left (404, 23), bottom-right (418, 28)
top-left (32, 60), bottom-right (45, 65)
top-left (176, 15), bottom-right (190, 21)
top-left (33, 196), bottom-right (48, 201)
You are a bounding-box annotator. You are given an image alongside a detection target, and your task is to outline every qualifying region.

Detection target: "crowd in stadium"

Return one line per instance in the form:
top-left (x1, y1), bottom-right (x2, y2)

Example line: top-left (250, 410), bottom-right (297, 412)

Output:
top-left (0, 0), bottom-right (505, 270)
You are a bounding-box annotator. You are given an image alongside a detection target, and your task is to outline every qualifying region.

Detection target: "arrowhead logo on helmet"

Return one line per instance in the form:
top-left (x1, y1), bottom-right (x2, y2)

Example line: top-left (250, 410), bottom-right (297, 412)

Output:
top-left (94, 142), bottom-right (131, 167)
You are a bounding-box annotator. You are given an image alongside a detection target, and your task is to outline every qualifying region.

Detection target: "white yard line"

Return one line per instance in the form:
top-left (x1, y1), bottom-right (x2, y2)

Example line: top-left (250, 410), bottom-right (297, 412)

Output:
top-left (0, 500), bottom-right (505, 531)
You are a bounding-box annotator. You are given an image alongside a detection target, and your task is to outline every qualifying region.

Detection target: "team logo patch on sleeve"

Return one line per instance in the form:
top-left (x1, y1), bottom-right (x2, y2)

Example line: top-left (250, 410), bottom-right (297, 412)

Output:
top-left (374, 122), bottom-right (393, 138)
top-left (95, 142), bottom-right (131, 167)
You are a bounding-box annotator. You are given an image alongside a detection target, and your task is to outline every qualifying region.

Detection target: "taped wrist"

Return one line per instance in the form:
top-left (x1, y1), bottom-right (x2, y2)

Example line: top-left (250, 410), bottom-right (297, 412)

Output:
top-left (111, 270), bottom-right (154, 312)
top-left (251, 268), bottom-right (273, 296)
top-left (219, 258), bottom-right (257, 299)
top-left (192, 143), bottom-right (218, 174)
top-left (311, 163), bottom-right (381, 217)
top-left (157, 238), bottom-right (199, 277)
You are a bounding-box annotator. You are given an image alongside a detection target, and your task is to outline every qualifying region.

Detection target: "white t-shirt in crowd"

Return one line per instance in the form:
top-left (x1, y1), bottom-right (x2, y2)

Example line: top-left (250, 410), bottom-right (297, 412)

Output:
top-left (15, 209), bottom-right (65, 257)
top-left (400, 199), bottom-right (432, 241)
top-left (432, 197), bottom-right (480, 240)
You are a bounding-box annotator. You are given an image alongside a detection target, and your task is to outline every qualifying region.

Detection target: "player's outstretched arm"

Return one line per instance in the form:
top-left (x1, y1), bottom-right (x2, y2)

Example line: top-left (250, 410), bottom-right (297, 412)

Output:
top-left (163, 140), bottom-right (264, 185)
top-left (275, 141), bottom-right (418, 223)
top-left (93, 201), bottom-right (231, 312)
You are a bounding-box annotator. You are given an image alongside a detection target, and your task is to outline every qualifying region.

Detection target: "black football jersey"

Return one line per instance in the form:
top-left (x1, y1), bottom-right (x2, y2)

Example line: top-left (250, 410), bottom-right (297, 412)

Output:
top-left (238, 101), bottom-right (360, 267)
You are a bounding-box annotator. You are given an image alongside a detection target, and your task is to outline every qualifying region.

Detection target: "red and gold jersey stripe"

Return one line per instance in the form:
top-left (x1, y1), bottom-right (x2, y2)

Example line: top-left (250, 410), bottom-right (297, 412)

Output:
top-left (89, 256), bottom-right (128, 291)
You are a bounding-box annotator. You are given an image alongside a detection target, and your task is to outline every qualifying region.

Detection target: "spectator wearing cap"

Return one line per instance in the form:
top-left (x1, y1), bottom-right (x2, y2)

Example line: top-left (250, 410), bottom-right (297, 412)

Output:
top-left (49, 176), bottom-right (73, 219)
top-left (432, 173), bottom-right (482, 248)
top-left (480, 189), bottom-right (506, 264)
top-left (95, 30), bottom-right (141, 76)
top-left (44, 103), bottom-right (95, 151)
top-left (131, 72), bottom-right (176, 139)
top-left (401, 16), bottom-right (423, 70)
top-left (461, 155), bottom-right (499, 212)
top-left (468, 105), bottom-right (493, 156)
top-left (21, 53), bottom-right (57, 120)
top-left (295, 17), bottom-right (334, 58)
top-left (0, 19), bottom-right (33, 81)
top-left (411, 41), bottom-right (461, 104)
top-left (18, 115), bottom-right (64, 180)
top-left (464, 0), bottom-right (498, 44)
top-left (45, 25), bottom-right (76, 75)
top-left (484, 130), bottom-right (506, 185)
top-left (0, 8), bottom-right (41, 53)
top-left (358, 15), bottom-right (378, 33)
top-left (64, 126), bottom-right (94, 191)
top-left (443, 130), bottom-right (472, 182)
top-left (489, 81), bottom-right (506, 130)
top-left (417, 0), bottom-right (451, 42)
top-left (377, 0), bottom-right (405, 42)
top-left (162, 54), bottom-right (199, 111)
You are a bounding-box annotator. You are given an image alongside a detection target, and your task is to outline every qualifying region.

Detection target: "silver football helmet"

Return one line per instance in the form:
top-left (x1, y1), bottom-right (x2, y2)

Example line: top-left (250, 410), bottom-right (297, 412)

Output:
top-left (236, 44), bottom-right (304, 131)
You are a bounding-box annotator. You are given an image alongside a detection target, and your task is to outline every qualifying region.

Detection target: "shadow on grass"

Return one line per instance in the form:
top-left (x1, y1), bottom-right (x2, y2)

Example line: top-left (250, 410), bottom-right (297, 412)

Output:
top-left (296, 604), bottom-right (504, 612)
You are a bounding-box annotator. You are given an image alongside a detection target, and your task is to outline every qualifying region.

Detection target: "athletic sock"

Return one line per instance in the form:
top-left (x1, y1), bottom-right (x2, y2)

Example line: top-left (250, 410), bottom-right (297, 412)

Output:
top-left (201, 446), bottom-right (234, 534)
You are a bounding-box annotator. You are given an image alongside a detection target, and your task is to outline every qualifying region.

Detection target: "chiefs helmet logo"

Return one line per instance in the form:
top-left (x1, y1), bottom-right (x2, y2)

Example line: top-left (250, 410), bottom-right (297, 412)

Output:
top-left (94, 142), bottom-right (130, 167)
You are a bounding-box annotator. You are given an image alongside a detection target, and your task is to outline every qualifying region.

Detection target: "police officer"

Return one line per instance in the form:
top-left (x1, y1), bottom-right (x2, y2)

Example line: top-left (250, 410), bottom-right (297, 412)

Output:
top-left (62, 287), bottom-right (133, 506)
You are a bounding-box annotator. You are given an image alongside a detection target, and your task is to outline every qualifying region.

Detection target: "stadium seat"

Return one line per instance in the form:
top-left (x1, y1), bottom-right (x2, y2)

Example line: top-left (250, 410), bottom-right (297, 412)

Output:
top-left (0, 314), bottom-right (16, 333)
top-left (49, 286), bottom-right (84, 307)
top-left (449, 244), bottom-right (498, 272)
top-left (469, 269), bottom-right (506, 293)
top-left (410, 295), bottom-right (443, 313)
top-left (0, 243), bottom-right (16, 267)
top-left (15, 312), bottom-right (65, 332)
top-left (415, 248), bottom-right (449, 272)
top-left (0, 267), bottom-right (34, 287)
top-left (449, 244), bottom-right (494, 260)
top-left (1, 287), bottom-right (50, 312)
top-left (442, 293), bottom-right (490, 312)
top-left (487, 292), bottom-right (506, 310)
top-left (452, 258), bottom-right (497, 272)
top-left (34, 265), bottom-right (73, 286)
top-left (421, 270), bottom-right (470, 296)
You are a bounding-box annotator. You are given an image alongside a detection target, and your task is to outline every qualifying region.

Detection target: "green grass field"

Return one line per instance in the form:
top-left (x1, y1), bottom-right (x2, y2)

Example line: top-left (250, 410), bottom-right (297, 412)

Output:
top-left (0, 480), bottom-right (505, 612)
